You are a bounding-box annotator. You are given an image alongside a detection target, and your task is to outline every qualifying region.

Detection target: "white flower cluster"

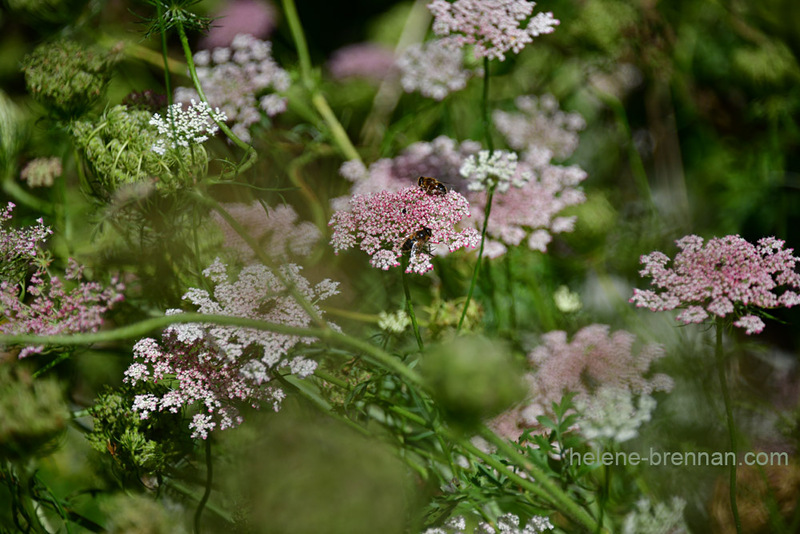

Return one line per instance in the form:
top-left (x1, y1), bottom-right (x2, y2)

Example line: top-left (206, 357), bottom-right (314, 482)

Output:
top-left (622, 498), bottom-right (689, 534)
top-left (423, 513), bottom-right (553, 534)
top-left (378, 310), bottom-right (411, 334)
top-left (149, 99), bottom-right (227, 155)
top-left (175, 34), bottom-right (290, 143)
top-left (397, 40), bottom-right (479, 101)
top-left (125, 258), bottom-right (339, 439)
top-left (460, 150), bottom-right (531, 193)
top-left (575, 387), bottom-right (657, 443)
top-left (493, 94), bottom-right (585, 160)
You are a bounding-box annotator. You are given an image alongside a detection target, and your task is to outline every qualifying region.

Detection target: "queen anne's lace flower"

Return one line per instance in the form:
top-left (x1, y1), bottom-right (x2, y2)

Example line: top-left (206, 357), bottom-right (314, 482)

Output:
top-left (422, 513), bottom-right (553, 534)
top-left (490, 325), bottom-right (673, 442)
top-left (211, 202), bottom-right (321, 262)
top-left (630, 235), bottom-right (800, 334)
top-left (175, 34), bottom-right (289, 143)
top-left (149, 100), bottom-right (227, 155)
top-left (622, 497), bottom-right (689, 534)
top-left (397, 40), bottom-right (479, 100)
top-left (1, 258), bottom-right (125, 358)
top-left (329, 187), bottom-right (479, 274)
top-left (428, 0), bottom-right (559, 61)
top-left (124, 258), bottom-right (338, 439)
top-left (460, 149), bottom-right (531, 193)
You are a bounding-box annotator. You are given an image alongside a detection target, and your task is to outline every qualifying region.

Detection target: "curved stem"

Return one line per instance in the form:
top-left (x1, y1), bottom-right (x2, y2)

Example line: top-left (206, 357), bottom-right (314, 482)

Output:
top-left (0, 313), bottom-right (423, 387)
top-left (281, 0), bottom-right (362, 163)
top-left (402, 259), bottom-right (424, 350)
top-left (174, 21), bottom-right (254, 155)
top-left (458, 185), bottom-right (496, 331)
top-left (716, 318), bottom-right (742, 533)
top-left (458, 426), bottom-right (603, 533)
top-left (193, 437), bottom-right (213, 534)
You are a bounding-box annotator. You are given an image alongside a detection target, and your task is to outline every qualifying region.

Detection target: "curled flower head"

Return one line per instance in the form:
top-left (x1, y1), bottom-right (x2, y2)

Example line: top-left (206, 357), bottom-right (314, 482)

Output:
top-left (630, 235), bottom-right (800, 334)
top-left (329, 187), bottom-right (479, 274)
top-left (428, 0), bottom-right (559, 61)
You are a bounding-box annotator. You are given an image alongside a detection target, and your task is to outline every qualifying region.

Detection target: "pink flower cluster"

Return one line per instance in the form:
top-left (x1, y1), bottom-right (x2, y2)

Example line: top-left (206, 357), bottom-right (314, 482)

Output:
top-left (428, 0), bottom-right (559, 61)
top-left (491, 325), bottom-right (673, 442)
top-left (328, 43), bottom-right (396, 82)
top-left (175, 34), bottom-right (289, 143)
top-left (211, 202), bottom-right (321, 262)
top-left (329, 187), bottom-right (479, 274)
top-left (493, 94), bottom-right (586, 160)
top-left (1, 202), bottom-right (53, 280)
top-left (630, 235), bottom-right (800, 334)
top-left (332, 136), bottom-right (482, 214)
top-left (464, 94), bottom-right (587, 257)
top-left (396, 40), bottom-right (480, 100)
top-left (1, 258), bottom-right (125, 358)
top-left (125, 258), bottom-right (339, 439)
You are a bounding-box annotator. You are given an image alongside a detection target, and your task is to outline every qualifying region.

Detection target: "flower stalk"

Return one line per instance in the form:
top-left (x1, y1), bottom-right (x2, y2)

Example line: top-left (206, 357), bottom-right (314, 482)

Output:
top-left (715, 318), bottom-right (742, 533)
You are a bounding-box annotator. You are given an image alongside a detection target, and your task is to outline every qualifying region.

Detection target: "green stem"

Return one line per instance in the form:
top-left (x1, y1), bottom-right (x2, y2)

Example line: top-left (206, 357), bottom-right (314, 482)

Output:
top-left (1, 177), bottom-right (53, 215)
top-left (281, 0), bottom-right (362, 163)
top-left (457, 426), bottom-right (603, 533)
top-left (194, 437), bottom-right (213, 534)
top-left (593, 88), bottom-right (654, 212)
top-left (174, 21), bottom-right (254, 156)
top-left (156, 2), bottom-right (173, 107)
top-left (458, 185), bottom-right (496, 331)
top-left (402, 259), bottom-right (424, 351)
top-left (481, 56), bottom-right (494, 153)
top-left (716, 318), bottom-right (742, 533)
top-left (0, 313), bottom-right (423, 387)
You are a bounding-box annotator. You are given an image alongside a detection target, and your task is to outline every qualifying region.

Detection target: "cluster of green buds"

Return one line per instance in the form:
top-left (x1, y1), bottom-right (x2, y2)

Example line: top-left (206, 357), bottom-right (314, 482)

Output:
top-left (87, 386), bottom-right (192, 478)
top-left (71, 105), bottom-right (210, 196)
top-left (21, 40), bottom-right (118, 118)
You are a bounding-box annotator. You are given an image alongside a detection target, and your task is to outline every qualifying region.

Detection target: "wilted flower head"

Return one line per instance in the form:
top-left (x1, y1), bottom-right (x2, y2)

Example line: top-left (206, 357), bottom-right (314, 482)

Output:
top-left (20, 157), bottom-right (62, 188)
top-left (428, 0), bottom-right (559, 61)
top-left (150, 100), bottom-right (226, 155)
top-left (460, 149), bottom-right (531, 193)
top-left (329, 187), bottom-right (479, 274)
top-left (124, 258), bottom-right (339, 439)
top-left (328, 43), bottom-right (396, 81)
top-left (211, 202), bottom-right (321, 262)
top-left (175, 35), bottom-right (289, 143)
top-left (630, 235), bottom-right (800, 335)
top-left (397, 40), bottom-right (479, 100)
